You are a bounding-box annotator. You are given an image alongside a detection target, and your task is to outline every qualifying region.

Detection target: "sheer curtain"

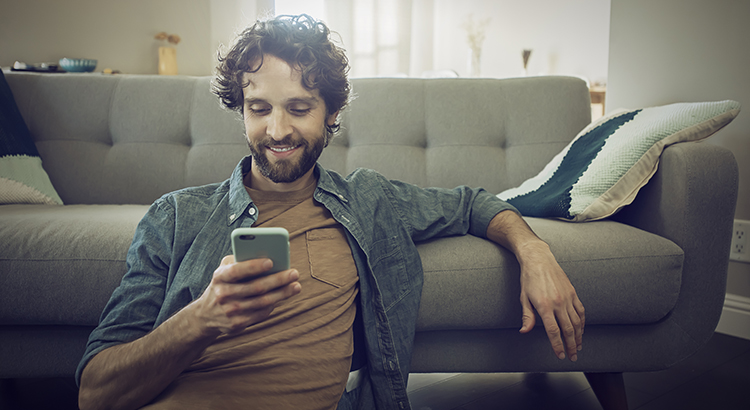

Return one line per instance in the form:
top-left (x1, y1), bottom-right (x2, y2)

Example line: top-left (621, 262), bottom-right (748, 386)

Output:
top-left (276, 0), bottom-right (439, 78)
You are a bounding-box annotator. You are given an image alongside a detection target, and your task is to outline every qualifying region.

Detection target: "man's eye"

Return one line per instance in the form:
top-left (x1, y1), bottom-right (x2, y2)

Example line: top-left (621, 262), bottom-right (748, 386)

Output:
top-left (290, 108), bottom-right (311, 116)
top-left (248, 106), bottom-right (270, 115)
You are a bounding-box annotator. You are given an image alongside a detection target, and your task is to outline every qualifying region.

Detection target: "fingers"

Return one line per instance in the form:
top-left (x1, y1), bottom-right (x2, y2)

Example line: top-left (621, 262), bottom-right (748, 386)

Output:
top-left (519, 296), bottom-right (536, 334)
top-left (221, 280), bottom-right (302, 333)
top-left (196, 257), bottom-right (302, 335)
top-left (523, 291), bottom-right (585, 362)
top-left (223, 268), bottom-right (301, 302)
top-left (539, 309), bottom-right (578, 362)
top-left (214, 258), bottom-right (274, 283)
top-left (571, 298), bottom-right (585, 351)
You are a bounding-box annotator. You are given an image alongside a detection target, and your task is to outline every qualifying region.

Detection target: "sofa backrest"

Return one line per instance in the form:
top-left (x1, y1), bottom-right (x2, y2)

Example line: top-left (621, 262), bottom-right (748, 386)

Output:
top-left (5, 72), bottom-right (591, 205)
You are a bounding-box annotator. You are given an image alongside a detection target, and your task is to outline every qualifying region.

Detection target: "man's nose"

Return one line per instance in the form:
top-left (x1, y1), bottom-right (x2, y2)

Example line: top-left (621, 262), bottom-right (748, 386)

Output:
top-left (267, 110), bottom-right (293, 141)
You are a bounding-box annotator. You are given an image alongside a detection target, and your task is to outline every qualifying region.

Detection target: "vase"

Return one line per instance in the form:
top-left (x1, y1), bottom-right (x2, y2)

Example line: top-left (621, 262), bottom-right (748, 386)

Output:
top-left (158, 46), bottom-right (178, 75)
top-left (468, 48), bottom-right (481, 78)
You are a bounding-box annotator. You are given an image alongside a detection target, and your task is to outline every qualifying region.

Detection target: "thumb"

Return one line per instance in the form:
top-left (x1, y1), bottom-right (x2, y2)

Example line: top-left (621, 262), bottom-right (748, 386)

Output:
top-left (519, 296), bottom-right (536, 334)
top-left (221, 255), bottom-right (235, 265)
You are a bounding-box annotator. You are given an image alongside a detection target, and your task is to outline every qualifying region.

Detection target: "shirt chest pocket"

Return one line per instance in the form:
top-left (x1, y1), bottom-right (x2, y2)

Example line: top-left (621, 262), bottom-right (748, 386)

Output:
top-left (306, 227), bottom-right (357, 288)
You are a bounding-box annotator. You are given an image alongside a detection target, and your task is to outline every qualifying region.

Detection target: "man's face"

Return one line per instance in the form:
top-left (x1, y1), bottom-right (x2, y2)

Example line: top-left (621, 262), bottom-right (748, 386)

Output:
top-left (241, 55), bottom-right (336, 189)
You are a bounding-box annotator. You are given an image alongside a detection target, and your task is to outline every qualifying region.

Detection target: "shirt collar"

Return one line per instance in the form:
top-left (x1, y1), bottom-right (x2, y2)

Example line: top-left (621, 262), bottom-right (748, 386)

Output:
top-left (227, 156), bottom-right (349, 226)
top-left (227, 156), bottom-right (254, 226)
top-left (314, 163), bottom-right (349, 204)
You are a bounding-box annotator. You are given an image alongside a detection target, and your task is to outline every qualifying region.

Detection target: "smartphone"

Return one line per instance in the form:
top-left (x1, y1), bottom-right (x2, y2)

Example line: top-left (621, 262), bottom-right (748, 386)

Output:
top-left (231, 227), bottom-right (290, 275)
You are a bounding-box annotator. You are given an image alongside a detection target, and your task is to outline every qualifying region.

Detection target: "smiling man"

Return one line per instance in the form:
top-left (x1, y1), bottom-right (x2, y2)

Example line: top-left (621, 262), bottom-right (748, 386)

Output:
top-left (242, 56), bottom-right (334, 190)
top-left (76, 14), bottom-right (584, 410)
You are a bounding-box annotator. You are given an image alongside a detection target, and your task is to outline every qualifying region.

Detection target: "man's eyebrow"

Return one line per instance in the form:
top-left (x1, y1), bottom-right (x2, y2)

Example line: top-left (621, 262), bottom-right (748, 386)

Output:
top-left (285, 96), bottom-right (320, 105)
top-left (243, 96), bottom-right (320, 105)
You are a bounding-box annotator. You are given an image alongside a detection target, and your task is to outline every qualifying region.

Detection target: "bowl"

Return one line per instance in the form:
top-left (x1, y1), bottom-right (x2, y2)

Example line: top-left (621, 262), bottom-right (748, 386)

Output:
top-left (59, 58), bottom-right (98, 73)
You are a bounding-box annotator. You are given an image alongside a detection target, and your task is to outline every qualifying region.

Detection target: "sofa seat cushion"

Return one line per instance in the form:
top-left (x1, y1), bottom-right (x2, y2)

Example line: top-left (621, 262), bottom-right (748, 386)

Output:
top-left (0, 204), bottom-right (148, 325)
top-left (416, 217), bottom-right (684, 331)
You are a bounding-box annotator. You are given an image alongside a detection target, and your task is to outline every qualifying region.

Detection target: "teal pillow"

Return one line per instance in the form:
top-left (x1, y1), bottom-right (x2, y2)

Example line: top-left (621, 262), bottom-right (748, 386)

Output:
top-left (498, 100), bottom-right (740, 222)
top-left (0, 71), bottom-right (63, 205)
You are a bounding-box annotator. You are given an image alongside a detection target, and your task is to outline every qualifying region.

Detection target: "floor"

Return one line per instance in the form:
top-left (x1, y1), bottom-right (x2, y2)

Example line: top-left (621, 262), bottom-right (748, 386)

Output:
top-left (407, 332), bottom-right (750, 410)
top-left (1, 333), bottom-right (748, 410)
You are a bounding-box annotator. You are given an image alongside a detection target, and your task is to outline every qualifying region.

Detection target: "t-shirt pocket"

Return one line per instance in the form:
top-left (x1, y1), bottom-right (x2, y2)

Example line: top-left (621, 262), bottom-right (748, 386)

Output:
top-left (306, 227), bottom-right (357, 288)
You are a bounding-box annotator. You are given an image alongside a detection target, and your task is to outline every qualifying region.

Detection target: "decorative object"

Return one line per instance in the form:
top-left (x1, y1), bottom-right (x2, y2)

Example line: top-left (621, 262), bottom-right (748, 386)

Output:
top-left (155, 32), bottom-right (181, 75)
top-left (522, 49), bottom-right (532, 76)
top-left (58, 58), bottom-right (98, 73)
top-left (461, 14), bottom-right (490, 78)
top-left (498, 99), bottom-right (741, 222)
top-left (0, 71), bottom-right (63, 205)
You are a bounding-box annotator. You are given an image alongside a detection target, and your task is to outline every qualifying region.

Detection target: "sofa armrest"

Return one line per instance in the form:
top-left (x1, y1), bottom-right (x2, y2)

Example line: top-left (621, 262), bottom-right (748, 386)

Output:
top-left (612, 141), bottom-right (739, 345)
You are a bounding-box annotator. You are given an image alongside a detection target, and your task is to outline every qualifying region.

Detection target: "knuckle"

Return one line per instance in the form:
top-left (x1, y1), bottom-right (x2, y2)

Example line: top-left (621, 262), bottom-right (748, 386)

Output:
top-left (254, 294), bottom-right (275, 309)
top-left (545, 324), bottom-right (561, 336)
top-left (213, 286), bottom-right (229, 303)
top-left (221, 301), bottom-right (241, 318)
top-left (550, 294), bottom-right (564, 307)
top-left (249, 282), bottom-right (266, 295)
top-left (228, 320), bottom-right (246, 333)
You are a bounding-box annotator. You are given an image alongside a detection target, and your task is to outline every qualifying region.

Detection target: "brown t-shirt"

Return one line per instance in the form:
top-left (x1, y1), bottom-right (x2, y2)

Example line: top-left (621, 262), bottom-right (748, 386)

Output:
top-left (144, 179), bottom-right (359, 410)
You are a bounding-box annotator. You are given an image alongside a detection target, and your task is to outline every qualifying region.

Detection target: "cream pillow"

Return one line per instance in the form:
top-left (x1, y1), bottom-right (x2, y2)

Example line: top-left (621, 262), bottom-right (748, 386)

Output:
top-left (0, 70), bottom-right (63, 205)
top-left (498, 100), bottom-right (740, 222)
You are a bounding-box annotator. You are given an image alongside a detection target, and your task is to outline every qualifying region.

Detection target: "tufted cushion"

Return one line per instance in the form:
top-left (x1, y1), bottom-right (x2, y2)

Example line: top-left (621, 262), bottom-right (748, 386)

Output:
top-left (5, 74), bottom-right (247, 205)
top-left (6, 73), bottom-right (592, 205)
top-left (0, 71), bottom-right (62, 205)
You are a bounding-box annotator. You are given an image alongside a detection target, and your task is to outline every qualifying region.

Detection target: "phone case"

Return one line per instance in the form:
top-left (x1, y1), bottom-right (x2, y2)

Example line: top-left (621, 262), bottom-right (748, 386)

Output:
top-left (231, 227), bottom-right (290, 274)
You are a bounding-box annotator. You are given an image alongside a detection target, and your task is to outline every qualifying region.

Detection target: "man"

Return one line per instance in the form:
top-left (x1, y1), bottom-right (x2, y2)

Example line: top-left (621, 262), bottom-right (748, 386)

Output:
top-left (77, 14), bottom-right (584, 410)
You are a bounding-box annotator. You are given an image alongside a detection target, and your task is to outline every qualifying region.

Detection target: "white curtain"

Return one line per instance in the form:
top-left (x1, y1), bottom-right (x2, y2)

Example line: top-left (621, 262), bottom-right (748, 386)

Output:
top-left (269, 0), bottom-right (611, 82)
top-left (277, 0), bottom-right (440, 78)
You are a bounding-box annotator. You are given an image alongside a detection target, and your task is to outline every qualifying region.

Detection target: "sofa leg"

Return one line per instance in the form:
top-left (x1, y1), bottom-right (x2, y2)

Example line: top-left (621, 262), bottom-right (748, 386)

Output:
top-left (584, 372), bottom-right (629, 410)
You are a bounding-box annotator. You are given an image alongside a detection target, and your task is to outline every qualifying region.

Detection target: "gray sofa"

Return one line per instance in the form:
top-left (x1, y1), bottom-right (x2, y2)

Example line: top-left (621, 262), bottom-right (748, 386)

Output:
top-left (0, 72), bottom-right (738, 409)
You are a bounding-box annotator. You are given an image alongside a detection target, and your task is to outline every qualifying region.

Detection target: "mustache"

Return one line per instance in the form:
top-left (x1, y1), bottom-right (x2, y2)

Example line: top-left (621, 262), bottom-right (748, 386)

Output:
top-left (248, 135), bottom-right (308, 148)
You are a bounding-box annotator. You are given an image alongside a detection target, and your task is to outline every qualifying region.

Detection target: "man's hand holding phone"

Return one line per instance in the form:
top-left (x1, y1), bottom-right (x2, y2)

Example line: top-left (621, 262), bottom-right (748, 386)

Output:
top-left (191, 256), bottom-right (301, 336)
top-left (187, 228), bottom-right (299, 337)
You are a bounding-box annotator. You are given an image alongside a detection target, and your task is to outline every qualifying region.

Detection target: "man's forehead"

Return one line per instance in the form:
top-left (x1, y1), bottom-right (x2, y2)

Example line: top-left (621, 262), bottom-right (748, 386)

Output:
top-left (241, 64), bottom-right (322, 102)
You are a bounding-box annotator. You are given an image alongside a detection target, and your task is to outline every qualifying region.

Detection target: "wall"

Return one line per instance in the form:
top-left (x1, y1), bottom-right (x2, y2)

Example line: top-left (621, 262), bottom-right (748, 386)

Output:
top-left (433, 0), bottom-right (610, 82)
top-left (0, 0), bottom-right (269, 76)
top-left (608, 0), bottom-right (750, 298)
top-left (608, 0), bottom-right (750, 339)
top-left (2, 0), bottom-right (610, 83)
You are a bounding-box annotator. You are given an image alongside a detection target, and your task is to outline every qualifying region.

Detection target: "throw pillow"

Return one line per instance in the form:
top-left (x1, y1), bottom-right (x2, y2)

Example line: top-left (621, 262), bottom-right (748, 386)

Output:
top-left (0, 71), bottom-right (63, 205)
top-left (497, 100), bottom-right (740, 222)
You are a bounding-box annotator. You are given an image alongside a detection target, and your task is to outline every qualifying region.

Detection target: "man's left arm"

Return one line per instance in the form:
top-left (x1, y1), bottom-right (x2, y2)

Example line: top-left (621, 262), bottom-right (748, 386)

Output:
top-left (486, 210), bottom-right (585, 362)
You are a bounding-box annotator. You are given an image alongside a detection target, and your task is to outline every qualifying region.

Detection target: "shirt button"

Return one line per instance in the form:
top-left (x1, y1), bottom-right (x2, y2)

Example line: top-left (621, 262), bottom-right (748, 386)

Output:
top-left (248, 208), bottom-right (257, 216)
top-left (229, 214), bottom-right (236, 221)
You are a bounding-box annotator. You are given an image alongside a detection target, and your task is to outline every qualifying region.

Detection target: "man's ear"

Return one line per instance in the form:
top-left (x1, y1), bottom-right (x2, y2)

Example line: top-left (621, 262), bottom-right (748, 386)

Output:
top-left (326, 111), bottom-right (340, 126)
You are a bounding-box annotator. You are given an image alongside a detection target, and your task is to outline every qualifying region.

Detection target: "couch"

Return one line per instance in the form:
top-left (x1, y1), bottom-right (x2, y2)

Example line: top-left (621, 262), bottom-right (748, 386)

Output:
top-left (0, 71), bottom-right (739, 409)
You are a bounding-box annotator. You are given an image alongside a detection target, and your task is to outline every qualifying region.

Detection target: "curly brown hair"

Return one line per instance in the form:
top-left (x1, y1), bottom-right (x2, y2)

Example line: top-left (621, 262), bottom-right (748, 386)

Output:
top-left (213, 14), bottom-right (351, 136)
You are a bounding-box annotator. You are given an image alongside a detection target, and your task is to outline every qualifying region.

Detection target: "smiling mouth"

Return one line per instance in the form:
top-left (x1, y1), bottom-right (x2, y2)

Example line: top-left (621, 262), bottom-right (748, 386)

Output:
top-left (267, 145), bottom-right (300, 153)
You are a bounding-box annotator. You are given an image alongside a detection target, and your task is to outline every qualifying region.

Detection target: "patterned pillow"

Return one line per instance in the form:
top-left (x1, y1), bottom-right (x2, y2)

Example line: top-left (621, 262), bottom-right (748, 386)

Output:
top-left (498, 100), bottom-right (741, 222)
top-left (0, 71), bottom-right (63, 205)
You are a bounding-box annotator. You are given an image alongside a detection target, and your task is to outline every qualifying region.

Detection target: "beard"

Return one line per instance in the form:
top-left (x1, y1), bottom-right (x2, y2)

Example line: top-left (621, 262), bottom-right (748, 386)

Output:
top-left (247, 132), bottom-right (327, 184)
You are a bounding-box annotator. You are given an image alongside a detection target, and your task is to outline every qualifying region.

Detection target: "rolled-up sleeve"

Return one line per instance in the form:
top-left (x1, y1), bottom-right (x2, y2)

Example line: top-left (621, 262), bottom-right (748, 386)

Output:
top-left (377, 174), bottom-right (519, 242)
top-left (75, 198), bottom-right (175, 386)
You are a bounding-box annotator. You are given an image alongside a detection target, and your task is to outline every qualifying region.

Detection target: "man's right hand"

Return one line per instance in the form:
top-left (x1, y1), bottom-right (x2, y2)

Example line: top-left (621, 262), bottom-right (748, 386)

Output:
top-left (79, 256), bottom-right (301, 410)
top-left (189, 255), bottom-right (302, 336)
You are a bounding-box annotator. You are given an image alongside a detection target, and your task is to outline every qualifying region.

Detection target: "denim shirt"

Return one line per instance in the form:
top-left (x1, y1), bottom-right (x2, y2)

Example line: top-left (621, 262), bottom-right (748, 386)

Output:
top-left (77, 156), bottom-right (517, 410)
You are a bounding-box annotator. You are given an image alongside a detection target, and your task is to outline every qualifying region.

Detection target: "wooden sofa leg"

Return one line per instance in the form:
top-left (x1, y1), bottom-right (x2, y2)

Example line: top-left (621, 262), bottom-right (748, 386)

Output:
top-left (584, 372), bottom-right (629, 410)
